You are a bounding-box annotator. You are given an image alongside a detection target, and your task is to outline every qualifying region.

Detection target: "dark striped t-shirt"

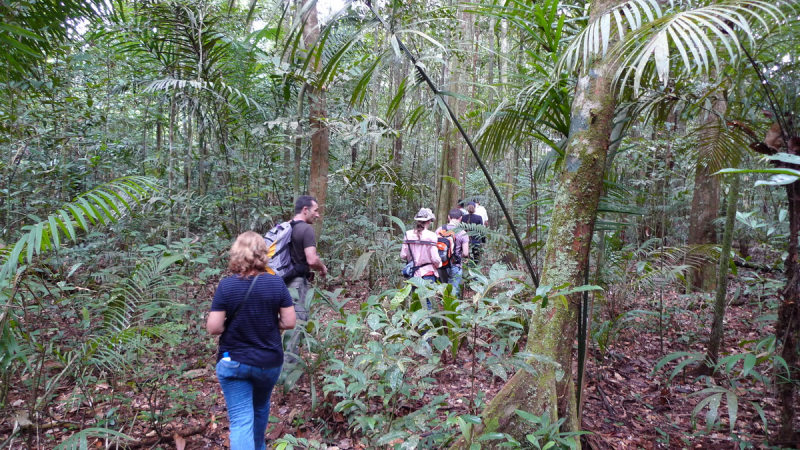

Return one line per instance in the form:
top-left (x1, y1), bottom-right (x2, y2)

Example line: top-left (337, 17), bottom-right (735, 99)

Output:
top-left (211, 274), bottom-right (294, 368)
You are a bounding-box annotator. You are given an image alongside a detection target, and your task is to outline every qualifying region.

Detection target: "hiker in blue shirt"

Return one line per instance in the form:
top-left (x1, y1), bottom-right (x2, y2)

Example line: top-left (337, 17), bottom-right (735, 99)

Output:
top-left (207, 231), bottom-right (296, 450)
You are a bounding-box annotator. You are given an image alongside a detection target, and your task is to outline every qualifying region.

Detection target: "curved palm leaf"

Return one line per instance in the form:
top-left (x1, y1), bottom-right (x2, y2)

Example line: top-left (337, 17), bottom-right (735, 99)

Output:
top-left (559, 0), bottom-right (786, 90)
top-left (635, 244), bottom-right (722, 289)
top-left (559, 0), bottom-right (664, 74)
top-left (53, 427), bottom-right (132, 450)
top-left (611, 0), bottom-right (786, 94)
top-left (693, 120), bottom-right (754, 172)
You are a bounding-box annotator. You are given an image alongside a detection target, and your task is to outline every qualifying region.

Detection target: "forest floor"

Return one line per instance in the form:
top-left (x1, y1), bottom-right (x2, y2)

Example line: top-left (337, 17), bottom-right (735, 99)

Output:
top-left (1, 267), bottom-right (796, 449)
top-left (178, 267), bottom-right (793, 449)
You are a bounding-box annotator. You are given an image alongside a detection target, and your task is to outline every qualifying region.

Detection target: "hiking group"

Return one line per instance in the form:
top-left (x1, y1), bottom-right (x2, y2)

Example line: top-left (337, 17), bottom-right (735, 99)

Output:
top-left (401, 198), bottom-right (488, 301)
top-left (204, 195), bottom-right (487, 449)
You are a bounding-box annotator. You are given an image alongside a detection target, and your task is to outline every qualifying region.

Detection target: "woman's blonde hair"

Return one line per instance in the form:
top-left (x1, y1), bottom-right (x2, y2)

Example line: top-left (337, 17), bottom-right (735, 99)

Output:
top-left (228, 231), bottom-right (270, 276)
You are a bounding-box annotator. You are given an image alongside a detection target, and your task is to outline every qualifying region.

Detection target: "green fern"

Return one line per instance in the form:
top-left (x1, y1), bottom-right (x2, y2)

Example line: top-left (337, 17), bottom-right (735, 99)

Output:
top-left (0, 176), bottom-right (158, 287)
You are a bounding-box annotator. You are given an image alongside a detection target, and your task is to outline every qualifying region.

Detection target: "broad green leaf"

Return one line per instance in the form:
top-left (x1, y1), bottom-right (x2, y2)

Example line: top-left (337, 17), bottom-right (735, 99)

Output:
top-left (57, 210), bottom-right (77, 240)
top-left (351, 251), bottom-right (373, 280)
top-left (653, 31), bottom-right (669, 86)
top-left (460, 414), bottom-right (482, 425)
top-left (726, 390), bottom-right (739, 430)
top-left (755, 175), bottom-right (799, 187)
top-left (376, 430), bottom-right (409, 446)
top-left (0, 23), bottom-right (45, 41)
top-left (742, 353), bottom-right (756, 377)
top-left (48, 215), bottom-right (60, 250)
top-left (515, 409), bottom-right (543, 424)
top-left (478, 432), bottom-right (506, 441)
top-left (67, 205), bottom-right (89, 231)
top-left (717, 168), bottom-right (800, 177)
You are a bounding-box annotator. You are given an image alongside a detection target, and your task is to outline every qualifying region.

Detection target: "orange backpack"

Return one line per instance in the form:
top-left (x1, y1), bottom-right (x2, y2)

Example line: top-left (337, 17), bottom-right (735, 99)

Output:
top-left (436, 227), bottom-right (457, 267)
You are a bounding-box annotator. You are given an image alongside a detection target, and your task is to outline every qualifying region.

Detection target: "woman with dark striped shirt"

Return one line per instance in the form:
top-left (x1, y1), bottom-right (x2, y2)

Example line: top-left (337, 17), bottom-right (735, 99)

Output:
top-left (206, 232), bottom-right (296, 450)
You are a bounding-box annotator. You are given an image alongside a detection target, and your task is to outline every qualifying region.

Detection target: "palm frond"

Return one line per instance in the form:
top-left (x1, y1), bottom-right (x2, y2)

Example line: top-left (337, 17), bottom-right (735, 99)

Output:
top-left (611, 0), bottom-right (786, 94)
top-left (53, 428), bottom-right (132, 450)
top-left (476, 81), bottom-right (571, 161)
top-left (635, 244), bottom-right (721, 289)
top-left (102, 254), bottom-right (183, 332)
top-left (0, 0), bottom-right (105, 80)
top-left (559, 0), bottom-right (789, 96)
top-left (559, 0), bottom-right (664, 74)
top-left (693, 120), bottom-right (753, 172)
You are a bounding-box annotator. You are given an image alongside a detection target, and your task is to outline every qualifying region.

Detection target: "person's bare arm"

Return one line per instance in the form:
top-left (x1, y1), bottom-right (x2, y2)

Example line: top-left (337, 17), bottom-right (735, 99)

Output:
top-left (305, 246), bottom-right (328, 276)
top-left (206, 311), bottom-right (226, 335)
top-left (279, 306), bottom-right (296, 330)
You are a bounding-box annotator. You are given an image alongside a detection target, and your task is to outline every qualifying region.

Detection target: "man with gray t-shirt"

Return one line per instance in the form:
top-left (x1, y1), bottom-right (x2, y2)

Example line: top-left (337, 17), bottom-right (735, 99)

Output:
top-left (283, 195), bottom-right (328, 364)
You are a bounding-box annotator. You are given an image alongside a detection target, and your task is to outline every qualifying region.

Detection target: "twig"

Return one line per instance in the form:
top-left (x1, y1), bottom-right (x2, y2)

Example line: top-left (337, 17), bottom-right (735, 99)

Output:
top-left (122, 420), bottom-right (211, 449)
top-left (595, 384), bottom-right (616, 416)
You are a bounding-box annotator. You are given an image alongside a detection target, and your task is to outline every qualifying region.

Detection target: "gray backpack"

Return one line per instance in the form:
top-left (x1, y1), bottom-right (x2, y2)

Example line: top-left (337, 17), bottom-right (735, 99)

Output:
top-left (264, 221), bottom-right (296, 279)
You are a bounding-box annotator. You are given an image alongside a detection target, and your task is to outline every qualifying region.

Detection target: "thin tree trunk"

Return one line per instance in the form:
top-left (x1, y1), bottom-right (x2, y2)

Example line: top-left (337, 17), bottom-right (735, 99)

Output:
top-left (301, 0), bottom-right (329, 240)
top-left (705, 175), bottom-right (740, 368)
top-left (167, 98), bottom-right (176, 246)
top-left (436, 0), bottom-right (466, 225)
top-left (368, 18), bottom-right (381, 225)
top-left (294, 83), bottom-right (306, 206)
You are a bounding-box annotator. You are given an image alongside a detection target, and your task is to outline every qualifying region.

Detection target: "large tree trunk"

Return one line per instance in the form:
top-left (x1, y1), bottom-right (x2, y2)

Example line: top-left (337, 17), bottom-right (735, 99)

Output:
top-left (775, 178), bottom-right (800, 445)
top-left (455, 2), bottom-right (621, 447)
top-left (301, 0), bottom-right (329, 240)
top-left (687, 97), bottom-right (727, 291)
top-left (749, 132), bottom-right (800, 446)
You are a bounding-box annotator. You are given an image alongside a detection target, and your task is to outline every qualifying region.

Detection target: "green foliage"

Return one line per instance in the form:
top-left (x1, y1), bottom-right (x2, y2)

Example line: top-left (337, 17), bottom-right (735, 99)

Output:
top-left (654, 331), bottom-right (786, 441)
top-left (52, 427), bottom-right (132, 450)
top-left (591, 309), bottom-right (656, 362)
top-left (466, 410), bottom-right (587, 449)
top-left (0, 0), bottom-right (106, 80)
top-left (274, 264), bottom-right (552, 447)
top-left (0, 0), bottom-right (797, 444)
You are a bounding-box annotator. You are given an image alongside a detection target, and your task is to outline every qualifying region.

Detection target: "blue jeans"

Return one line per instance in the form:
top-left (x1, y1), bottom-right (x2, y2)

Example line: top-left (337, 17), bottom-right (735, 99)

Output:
top-left (447, 266), bottom-right (463, 297)
top-left (216, 359), bottom-right (282, 450)
top-left (422, 275), bottom-right (437, 310)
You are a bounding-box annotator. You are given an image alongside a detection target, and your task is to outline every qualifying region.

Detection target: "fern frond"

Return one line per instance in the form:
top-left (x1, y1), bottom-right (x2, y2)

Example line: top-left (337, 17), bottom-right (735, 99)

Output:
top-left (0, 176), bottom-right (159, 287)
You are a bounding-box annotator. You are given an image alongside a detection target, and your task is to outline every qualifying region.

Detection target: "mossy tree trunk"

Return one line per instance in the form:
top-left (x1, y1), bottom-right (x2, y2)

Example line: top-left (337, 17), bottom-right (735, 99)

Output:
top-left (452, 2), bottom-right (621, 447)
top-left (705, 175), bottom-right (739, 368)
